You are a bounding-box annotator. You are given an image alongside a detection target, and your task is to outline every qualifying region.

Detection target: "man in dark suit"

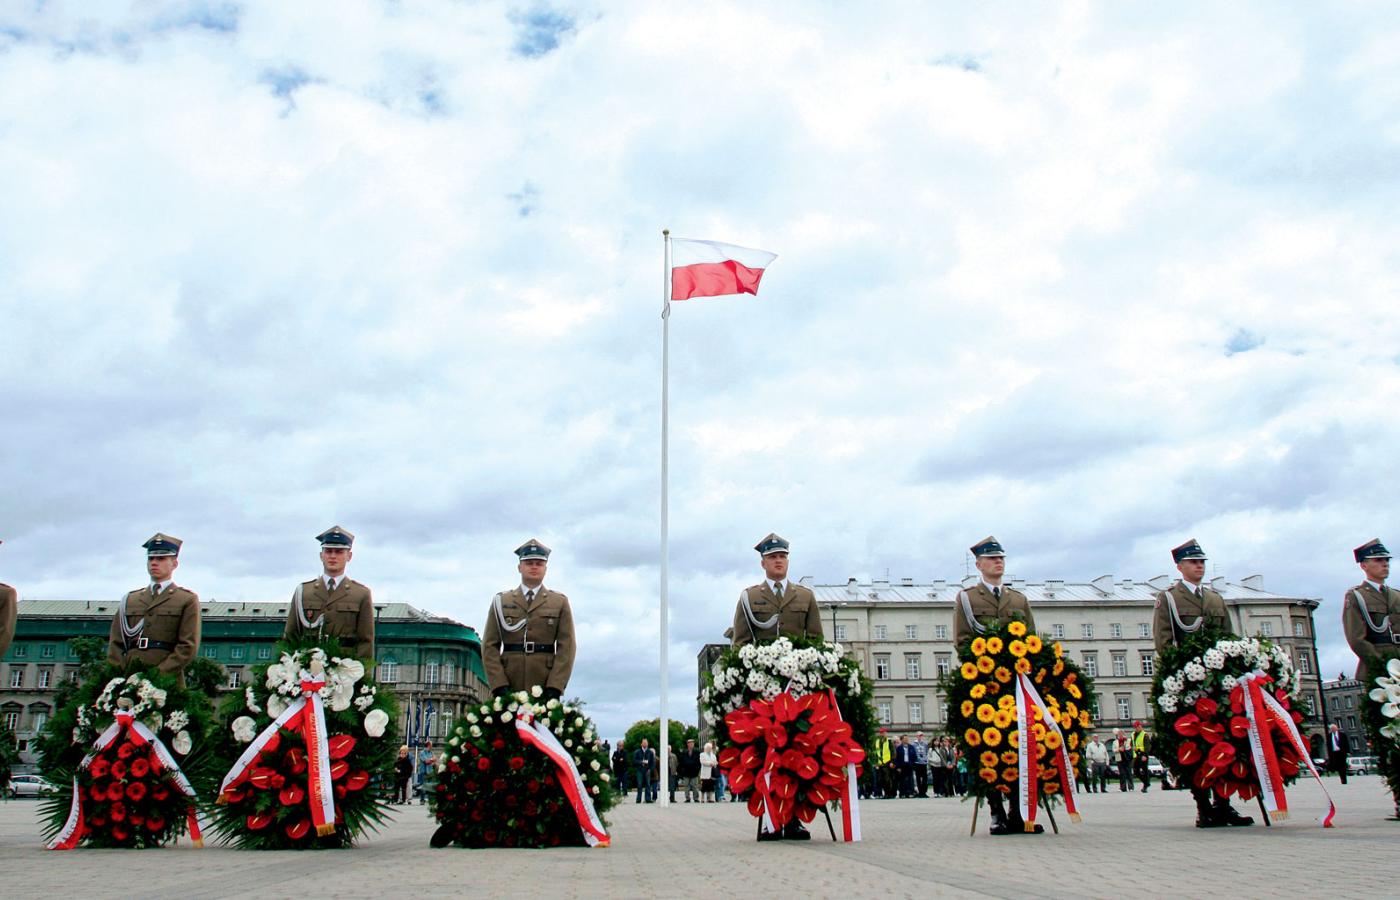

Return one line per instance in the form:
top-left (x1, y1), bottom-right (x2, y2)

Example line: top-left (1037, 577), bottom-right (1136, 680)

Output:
top-left (633, 738), bottom-right (657, 803)
top-left (1327, 723), bottom-right (1352, 784)
top-left (893, 735), bottom-right (917, 798)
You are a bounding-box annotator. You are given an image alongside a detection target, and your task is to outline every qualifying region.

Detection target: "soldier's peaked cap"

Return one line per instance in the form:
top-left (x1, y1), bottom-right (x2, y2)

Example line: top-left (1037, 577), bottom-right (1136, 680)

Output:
top-left (1171, 539), bottom-right (1207, 563)
top-left (317, 526), bottom-right (354, 548)
top-left (516, 539), bottom-right (551, 561)
top-left (970, 536), bottom-right (1005, 558)
top-left (144, 533), bottom-right (182, 557)
top-left (1355, 539), bottom-right (1391, 563)
top-left (755, 533), bottom-right (790, 556)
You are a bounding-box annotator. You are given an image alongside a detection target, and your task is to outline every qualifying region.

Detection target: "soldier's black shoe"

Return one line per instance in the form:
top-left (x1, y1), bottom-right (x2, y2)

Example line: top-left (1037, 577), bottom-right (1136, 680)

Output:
top-left (756, 828), bottom-right (784, 842)
top-left (1195, 814), bottom-right (1227, 828)
top-left (1221, 807), bottom-right (1254, 826)
top-left (783, 822), bottom-right (812, 840)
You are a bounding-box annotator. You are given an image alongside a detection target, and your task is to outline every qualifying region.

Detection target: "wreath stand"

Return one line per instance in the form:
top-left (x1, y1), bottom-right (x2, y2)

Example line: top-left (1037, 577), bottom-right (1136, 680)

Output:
top-left (968, 794), bottom-right (1059, 836)
top-left (753, 807), bottom-right (840, 841)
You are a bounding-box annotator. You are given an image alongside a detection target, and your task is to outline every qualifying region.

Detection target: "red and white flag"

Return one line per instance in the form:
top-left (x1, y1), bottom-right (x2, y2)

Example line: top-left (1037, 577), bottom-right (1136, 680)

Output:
top-left (669, 238), bottom-right (777, 301)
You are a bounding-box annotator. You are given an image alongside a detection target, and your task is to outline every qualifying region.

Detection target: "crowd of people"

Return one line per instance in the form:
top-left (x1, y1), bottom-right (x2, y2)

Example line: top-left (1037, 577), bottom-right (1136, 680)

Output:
top-left (610, 738), bottom-right (735, 803)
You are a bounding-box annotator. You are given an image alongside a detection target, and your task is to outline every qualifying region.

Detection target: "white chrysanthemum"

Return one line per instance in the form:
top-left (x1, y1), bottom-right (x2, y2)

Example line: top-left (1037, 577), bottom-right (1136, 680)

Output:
top-left (232, 716), bottom-right (257, 742)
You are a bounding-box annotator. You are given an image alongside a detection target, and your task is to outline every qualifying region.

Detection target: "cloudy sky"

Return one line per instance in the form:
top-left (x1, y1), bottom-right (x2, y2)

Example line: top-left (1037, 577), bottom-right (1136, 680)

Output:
top-left (2, 2), bottom-right (1398, 740)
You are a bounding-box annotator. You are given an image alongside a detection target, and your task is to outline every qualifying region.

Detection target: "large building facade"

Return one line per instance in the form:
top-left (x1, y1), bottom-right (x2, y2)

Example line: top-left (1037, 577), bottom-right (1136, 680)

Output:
top-left (1322, 674), bottom-right (1370, 755)
top-left (699, 573), bottom-right (1326, 746)
top-left (2, 599), bottom-right (487, 770)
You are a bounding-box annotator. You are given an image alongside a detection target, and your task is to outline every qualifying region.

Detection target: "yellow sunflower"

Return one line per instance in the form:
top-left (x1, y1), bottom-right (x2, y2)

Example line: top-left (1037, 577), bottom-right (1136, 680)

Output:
top-left (1053, 641), bottom-right (1064, 658)
top-left (1007, 621), bottom-right (1027, 637)
top-left (970, 684), bottom-right (987, 699)
top-left (994, 666), bottom-right (1012, 684)
top-left (982, 727), bottom-right (1002, 747)
top-left (985, 637), bottom-right (1004, 654)
top-left (970, 637), bottom-right (987, 656)
top-left (1052, 660), bottom-right (1065, 676)
top-left (1079, 711), bottom-right (1091, 727)
top-left (993, 709), bottom-right (1014, 729)
top-left (960, 662), bottom-right (978, 680)
top-left (964, 728), bottom-right (982, 746)
top-left (1069, 752), bottom-right (1080, 767)
top-left (997, 694), bottom-right (1016, 710)
top-left (1065, 702), bottom-right (1078, 719)
top-left (980, 751), bottom-right (999, 768)
top-left (960, 700), bottom-right (975, 718)
top-left (1063, 671), bottom-right (1077, 685)
top-left (1014, 658), bottom-right (1032, 674)
top-left (1008, 731), bottom-right (1019, 748)
top-left (979, 767), bottom-right (998, 783)
top-left (1001, 766), bottom-right (1018, 782)
top-left (986, 680), bottom-right (1001, 695)
top-left (1067, 733), bottom-right (1079, 749)
top-left (976, 703), bottom-right (996, 723)
top-left (976, 656), bottom-right (996, 674)
top-left (1008, 640), bottom-right (1027, 658)
top-left (1045, 731), bottom-right (1063, 750)
top-left (1025, 635), bottom-right (1043, 653)
top-left (1034, 670), bottom-right (1046, 684)
top-left (1068, 684), bottom-right (1083, 700)
top-left (1043, 781), bottom-right (1060, 794)
top-left (1000, 750), bottom-right (1018, 765)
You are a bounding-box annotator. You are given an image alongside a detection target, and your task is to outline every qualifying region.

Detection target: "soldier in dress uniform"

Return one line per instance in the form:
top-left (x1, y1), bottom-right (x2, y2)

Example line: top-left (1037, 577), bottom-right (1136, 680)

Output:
top-left (954, 536), bottom-right (1040, 835)
top-left (732, 534), bottom-right (824, 841)
top-left (1343, 539), bottom-right (1398, 678)
top-left (1151, 538), bottom-right (1253, 829)
top-left (481, 539), bottom-right (575, 701)
top-left (0, 540), bottom-right (17, 661)
top-left (730, 534), bottom-right (823, 648)
top-left (106, 533), bottom-right (201, 687)
top-left (284, 526), bottom-right (376, 659)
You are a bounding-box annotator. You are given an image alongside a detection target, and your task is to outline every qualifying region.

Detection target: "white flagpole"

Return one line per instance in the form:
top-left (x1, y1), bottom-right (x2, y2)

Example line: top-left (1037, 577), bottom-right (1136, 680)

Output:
top-left (659, 228), bottom-right (672, 807)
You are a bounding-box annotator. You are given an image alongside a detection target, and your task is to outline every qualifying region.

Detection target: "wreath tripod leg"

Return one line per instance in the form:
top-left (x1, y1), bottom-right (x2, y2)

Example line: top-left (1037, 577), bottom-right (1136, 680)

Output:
top-left (1255, 795), bottom-right (1271, 827)
top-left (969, 794), bottom-right (982, 837)
top-left (1040, 796), bottom-right (1060, 834)
top-left (821, 805), bottom-right (838, 841)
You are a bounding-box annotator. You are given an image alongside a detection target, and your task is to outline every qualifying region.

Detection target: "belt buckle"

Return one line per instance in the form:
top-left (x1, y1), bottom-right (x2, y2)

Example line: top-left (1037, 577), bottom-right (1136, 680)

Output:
top-left (1391, 634), bottom-right (1400, 644)
top-left (524, 641), bottom-right (535, 654)
top-left (137, 636), bottom-right (150, 650)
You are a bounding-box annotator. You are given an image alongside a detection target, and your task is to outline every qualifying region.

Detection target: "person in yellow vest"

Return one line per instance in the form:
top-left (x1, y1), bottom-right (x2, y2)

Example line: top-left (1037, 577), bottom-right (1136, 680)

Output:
top-left (0, 540), bottom-right (16, 661)
top-left (106, 534), bottom-right (201, 687)
top-left (284, 526), bottom-right (376, 659)
top-left (1131, 721), bottom-right (1151, 792)
top-left (1151, 539), bottom-right (1252, 828)
top-left (955, 536), bottom-right (1040, 835)
top-left (1343, 539), bottom-right (1398, 678)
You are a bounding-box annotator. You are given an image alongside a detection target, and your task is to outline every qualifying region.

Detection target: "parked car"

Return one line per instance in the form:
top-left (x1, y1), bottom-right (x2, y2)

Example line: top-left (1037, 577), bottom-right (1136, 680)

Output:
top-left (7, 774), bottom-right (59, 798)
top-left (1145, 756), bottom-right (1182, 789)
top-left (1348, 755), bottom-right (1378, 775)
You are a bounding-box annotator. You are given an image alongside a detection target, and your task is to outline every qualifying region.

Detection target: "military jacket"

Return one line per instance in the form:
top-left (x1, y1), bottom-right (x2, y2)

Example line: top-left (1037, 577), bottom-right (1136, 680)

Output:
top-left (730, 582), bottom-right (824, 647)
top-left (1152, 581), bottom-right (1231, 654)
top-left (106, 584), bottom-right (201, 685)
top-left (1343, 582), bottom-right (1400, 678)
top-left (283, 578), bottom-right (376, 659)
top-left (0, 584), bottom-right (16, 661)
top-left (952, 583), bottom-right (1035, 648)
top-left (481, 587), bottom-right (576, 694)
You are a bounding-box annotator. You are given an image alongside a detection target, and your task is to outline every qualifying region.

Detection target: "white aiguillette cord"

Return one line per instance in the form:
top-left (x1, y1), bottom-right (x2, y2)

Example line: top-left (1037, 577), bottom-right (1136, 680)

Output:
top-left (294, 583), bottom-right (326, 630)
top-left (741, 589), bottom-right (779, 642)
top-left (493, 592), bottom-right (528, 646)
top-left (117, 592), bottom-right (145, 642)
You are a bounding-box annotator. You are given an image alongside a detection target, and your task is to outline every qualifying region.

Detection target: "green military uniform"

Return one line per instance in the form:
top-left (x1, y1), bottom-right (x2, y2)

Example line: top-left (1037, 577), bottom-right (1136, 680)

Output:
top-left (1343, 539), bottom-right (1399, 678)
top-left (284, 526), bottom-right (376, 659)
top-left (730, 533), bottom-right (824, 648)
top-left (106, 533), bottom-right (201, 687)
top-left (953, 581), bottom-right (1036, 648)
top-left (481, 540), bottom-right (576, 697)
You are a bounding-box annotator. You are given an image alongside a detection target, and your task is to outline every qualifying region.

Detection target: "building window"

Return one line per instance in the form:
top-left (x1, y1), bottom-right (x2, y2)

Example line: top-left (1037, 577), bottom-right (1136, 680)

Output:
top-left (443, 710), bottom-right (455, 735)
top-left (905, 655), bottom-right (921, 680)
top-left (67, 669), bottom-right (79, 683)
top-left (1138, 623), bottom-right (1151, 638)
top-left (1112, 655), bottom-right (1127, 677)
top-left (32, 710), bottom-right (49, 733)
top-left (12, 645), bottom-right (24, 658)
top-left (1298, 650), bottom-right (1312, 674)
top-left (41, 645), bottom-right (55, 659)
top-left (1259, 621), bottom-right (1273, 637)
top-left (1349, 715), bottom-right (1357, 730)
top-left (426, 662), bottom-right (439, 685)
top-left (1082, 623), bottom-right (1095, 639)
top-left (38, 669), bottom-right (51, 689)
top-left (258, 646), bottom-right (271, 660)
top-left (1051, 624), bottom-right (1065, 639)
top-left (1109, 623), bottom-right (1122, 639)
top-left (877, 701), bottom-right (892, 724)
top-left (834, 624), bottom-right (848, 641)
top-left (9, 668), bottom-right (23, 688)
top-left (936, 654), bottom-right (952, 677)
top-left (227, 669), bottom-right (241, 689)
top-left (875, 656), bottom-right (891, 680)
top-left (1346, 696), bottom-right (1354, 709)
top-left (202, 646), bottom-right (218, 658)
top-left (443, 662), bottom-right (454, 685)
top-left (1304, 695), bottom-right (1315, 714)
top-left (1116, 696), bottom-right (1132, 720)
top-left (1294, 621), bottom-right (1305, 637)
top-left (379, 660), bottom-right (399, 683)
top-left (2, 711), bottom-right (18, 731)
top-left (1140, 654), bottom-right (1154, 677)
top-left (905, 624), bottom-right (918, 640)
top-left (908, 699), bottom-right (924, 724)
top-left (230, 646), bottom-right (245, 660)
top-left (935, 624), bottom-right (948, 640)
top-left (874, 625), bottom-right (888, 641)
top-left (1082, 653), bottom-right (1098, 678)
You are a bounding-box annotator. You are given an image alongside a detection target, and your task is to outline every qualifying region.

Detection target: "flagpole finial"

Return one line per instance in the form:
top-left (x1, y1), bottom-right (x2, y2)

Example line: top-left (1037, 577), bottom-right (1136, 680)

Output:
top-left (662, 229), bottom-right (669, 237)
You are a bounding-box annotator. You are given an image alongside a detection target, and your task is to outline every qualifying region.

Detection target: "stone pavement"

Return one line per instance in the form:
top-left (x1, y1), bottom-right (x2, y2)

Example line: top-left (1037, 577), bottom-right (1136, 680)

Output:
top-left (0, 776), bottom-right (1391, 899)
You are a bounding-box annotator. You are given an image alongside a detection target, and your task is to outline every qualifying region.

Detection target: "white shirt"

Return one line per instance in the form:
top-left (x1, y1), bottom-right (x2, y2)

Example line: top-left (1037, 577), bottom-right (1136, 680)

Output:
top-left (520, 584), bottom-right (545, 600)
top-left (324, 575), bottom-right (340, 592)
top-left (768, 579), bottom-right (788, 596)
top-left (1368, 580), bottom-right (1386, 593)
top-left (981, 580), bottom-right (1003, 596)
top-left (1179, 579), bottom-right (1204, 597)
top-left (149, 579), bottom-right (172, 594)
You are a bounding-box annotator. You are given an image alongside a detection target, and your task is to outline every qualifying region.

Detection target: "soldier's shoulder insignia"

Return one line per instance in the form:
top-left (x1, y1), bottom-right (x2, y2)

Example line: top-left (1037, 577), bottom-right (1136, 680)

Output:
top-left (1154, 596), bottom-right (1161, 609)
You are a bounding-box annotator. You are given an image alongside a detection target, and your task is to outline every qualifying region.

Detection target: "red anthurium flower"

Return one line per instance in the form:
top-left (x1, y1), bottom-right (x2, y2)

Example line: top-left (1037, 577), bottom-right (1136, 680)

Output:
top-left (263, 731), bottom-right (282, 754)
top-left (1228, 686), bottom-right (1244, 713)
top-left (346, 770), bottom-right (369, 792)
top-left (796, 803), bottom-right (818, 823)
top-left (1231, 760), bottom-right (1249, 780)
top-left (329, 759), bottom-right (350, 781)
top-left (806, 784), bottom-right (831, 805)
top-left (730, 769), bottom-right (756, 794)
top-left (717, 747), bottom-right (741, 769)
top-left (750, 699), bottom-right (773, 719)
top-left (1290, 710), bottom-right (1304, 725)
top-left (1237, 781), bottom-right (1257, 801)
top-left (286, 747), bottom-right (308, 774)
top-left (248, 767), bottom-right (279, 791)
top-left (773, 693), bottom-right (797, 724)
top-left (129, 758), bottom-right (150, 779)
top-left (334, 784), bottom-right (347, 799)
top-left (223, 787), bottom-right (246, 804)
top-left (1206, 741), bottom-right (1236, 768)
top-left (771, 774), bottom-right (796, 800)
top-left (1194, 697), bottom-right (1218, 719)
top-left (328, 734), bottom-right (357, 759)
top-left (1197, 720), bottom-right (1226, 744)
top-left (285, 818), bottom-right (311, 840)
top-left (1280, 757), bottom-right (1300, 777)
top-left (1229, 716), bottom-right (1250, 739)
top-left (270, 773), bottom-right (287, 789)
top-left (280, 784), bottom-right (306, 806)
top-left (1178, 741), bottom-right (1202, 766)
top-left (790, 733), bottom-right (818, 755)
top-left (247, 813), bottom-right (273, 830)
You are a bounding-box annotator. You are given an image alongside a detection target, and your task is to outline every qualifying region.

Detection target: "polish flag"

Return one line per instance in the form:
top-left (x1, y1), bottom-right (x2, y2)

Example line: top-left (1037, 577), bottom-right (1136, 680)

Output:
top-left (669, 238), bottom-right (777, 301)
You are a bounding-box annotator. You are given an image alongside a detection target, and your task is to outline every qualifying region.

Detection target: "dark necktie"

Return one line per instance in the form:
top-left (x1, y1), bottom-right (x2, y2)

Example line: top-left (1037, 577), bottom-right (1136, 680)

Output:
top-left (993, 587), bottom-right (1001, 600)
top-left (527, 589), bottom-right (535, 603)
top-left (773, 583), bottom-right (783, 600)
top-left (327, 578), bottom-right (336, 593)
top-left (151, 584), bottom-right (159, 598)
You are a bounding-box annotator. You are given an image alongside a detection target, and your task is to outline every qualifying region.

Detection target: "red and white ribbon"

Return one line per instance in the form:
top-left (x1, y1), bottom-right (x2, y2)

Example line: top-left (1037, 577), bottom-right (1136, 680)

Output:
top-left (826, 689), bottom-right (861, 842)
top-left (1015, 672), bottom-right (1081, 831)
top-left (219, 678), bottom-right (336, 837)
top-left (47, 710), bottom-right (206, 850)
top-left (1239, 671), bottom-right (1336, 827)
top-left (514, 709), bottom-right (610, 847)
